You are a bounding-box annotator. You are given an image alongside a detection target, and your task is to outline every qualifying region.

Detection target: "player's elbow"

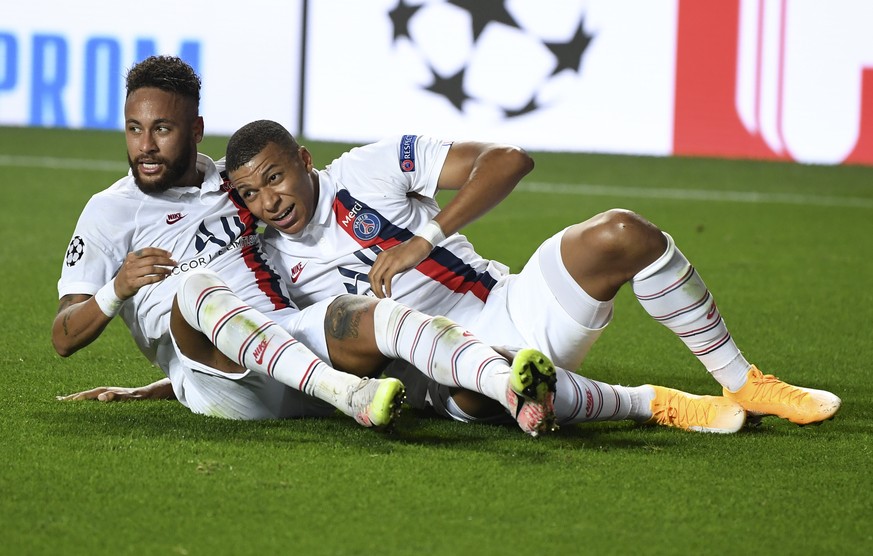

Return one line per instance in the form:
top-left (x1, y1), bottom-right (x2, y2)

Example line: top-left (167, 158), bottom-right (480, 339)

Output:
top-left (502, 145), bottom-right (534, 179)
top-left (52, 337), bottom-right (76, 358)
top-left (54, 345), bottom-right (74, 358)
top-left (51, 324), bottom-right (83, 358)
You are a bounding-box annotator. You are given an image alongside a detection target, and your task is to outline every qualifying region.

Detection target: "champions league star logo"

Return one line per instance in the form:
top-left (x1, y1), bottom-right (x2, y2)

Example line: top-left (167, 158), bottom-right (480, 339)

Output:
top-left (65, 236), bottom-right (85, 267)
top-left (388, 0), bottom-right (594, 118)
top-left (353, 213), bottom-right (381, 241)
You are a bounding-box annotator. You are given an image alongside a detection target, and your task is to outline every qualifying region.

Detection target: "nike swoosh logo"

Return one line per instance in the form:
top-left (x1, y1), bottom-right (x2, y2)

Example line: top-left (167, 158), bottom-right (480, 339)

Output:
top-left (253, 336), bottom-right (271, 365)
top-left (166, 213), bottom-right (187, 225)
top-left (706, 301), bottom-right (717, 320)
top-left (290, 263), bottom-right (307, 283)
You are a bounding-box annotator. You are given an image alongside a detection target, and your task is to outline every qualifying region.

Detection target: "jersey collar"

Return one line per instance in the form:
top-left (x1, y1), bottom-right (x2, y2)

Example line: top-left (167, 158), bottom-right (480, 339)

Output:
top-left (148, 153), bottom-right (221, 200)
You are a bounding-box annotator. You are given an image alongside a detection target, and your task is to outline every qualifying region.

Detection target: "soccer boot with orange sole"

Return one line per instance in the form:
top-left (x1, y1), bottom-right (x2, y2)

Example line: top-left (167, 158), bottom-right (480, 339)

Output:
top-left (645, 386), bottom-right (746, 433)
top-left (723, 365), bottom-right (841, 425)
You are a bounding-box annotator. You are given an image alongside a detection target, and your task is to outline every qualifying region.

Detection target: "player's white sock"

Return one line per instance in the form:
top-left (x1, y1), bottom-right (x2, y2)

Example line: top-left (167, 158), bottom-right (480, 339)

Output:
top-left (177, 270), bottom-right (363, 417)
top-left (553, 369), bottom-right (643, 424)
top-left (630, 233), bottom-right (752, 389)
top-left (373, 298), bottom-right (512, 410)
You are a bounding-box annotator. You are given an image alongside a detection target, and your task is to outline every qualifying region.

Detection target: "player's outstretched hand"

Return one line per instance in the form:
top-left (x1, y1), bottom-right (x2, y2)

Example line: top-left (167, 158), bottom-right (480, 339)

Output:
top-left (57, 386), bottom-right (145, 402)
top-left (57, 378), bottom-right (175, 402)
top-left (115, 247), bottom-right (177, 299)
top-left (369, 237), bottom-right (433, 298)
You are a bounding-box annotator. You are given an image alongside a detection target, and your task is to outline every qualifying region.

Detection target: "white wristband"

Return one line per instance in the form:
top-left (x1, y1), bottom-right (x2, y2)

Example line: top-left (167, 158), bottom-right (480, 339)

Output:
top-left (415, 219), bottom-right (446, 247)
top-left (94, 280), bottom-right (124, 318)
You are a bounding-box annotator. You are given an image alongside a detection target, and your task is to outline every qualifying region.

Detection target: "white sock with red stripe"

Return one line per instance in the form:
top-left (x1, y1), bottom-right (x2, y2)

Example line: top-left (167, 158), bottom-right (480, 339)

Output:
top-left (177, 270), bottom-right (364, 416)
top-left (373, 298), bottom-right (513, 409)
top-left (553, 369), bottom-right (640, 424)
top-left (630, 233), bottom-right (751, 391)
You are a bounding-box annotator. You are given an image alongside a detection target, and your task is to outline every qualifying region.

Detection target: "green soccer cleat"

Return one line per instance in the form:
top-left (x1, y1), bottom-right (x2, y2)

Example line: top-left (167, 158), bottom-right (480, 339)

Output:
top-left (508, 348), bottom-right (558, 437)
top-left (348, 377), bottom-right (405, 429)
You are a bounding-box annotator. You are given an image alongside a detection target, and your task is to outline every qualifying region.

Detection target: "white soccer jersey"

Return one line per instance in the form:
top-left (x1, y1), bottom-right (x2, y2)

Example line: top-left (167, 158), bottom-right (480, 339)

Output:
top-left (265, 135), bottom-right (510, 322)
top-left (58, 153), bottom-right (295, 366)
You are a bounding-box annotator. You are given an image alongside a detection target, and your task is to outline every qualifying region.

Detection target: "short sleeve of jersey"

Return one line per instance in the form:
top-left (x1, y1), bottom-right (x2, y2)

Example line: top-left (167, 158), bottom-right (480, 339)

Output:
top-left (331, 135), bottom-right (451, 201)
top-left (58, 193), bottom-right (132, 298)
top-left (394, 134), bottom-right (452, 199)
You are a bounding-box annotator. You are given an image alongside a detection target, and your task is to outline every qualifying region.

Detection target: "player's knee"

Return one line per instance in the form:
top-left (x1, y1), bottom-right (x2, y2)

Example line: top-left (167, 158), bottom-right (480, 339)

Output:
top-left (325, 295), bottom-right (379, 341)
top-left (176, 269), bottom-right (225, 326)
top-left (325, 296), bottom-right (388, 377)
top-left (576, 209), bottom-right (666, 268)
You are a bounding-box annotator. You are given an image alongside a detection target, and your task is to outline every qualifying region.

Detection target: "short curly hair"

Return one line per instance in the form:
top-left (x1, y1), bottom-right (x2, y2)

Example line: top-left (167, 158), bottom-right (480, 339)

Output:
top-left (226, 120), bottom-right (300, 174)
top-left (125, 55), bottom-right (201, 105)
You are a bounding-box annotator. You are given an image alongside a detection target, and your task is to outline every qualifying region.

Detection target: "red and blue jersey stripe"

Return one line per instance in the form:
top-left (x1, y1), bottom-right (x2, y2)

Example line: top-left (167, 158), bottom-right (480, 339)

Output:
top-left (333, 189), bottom-right (497, 302)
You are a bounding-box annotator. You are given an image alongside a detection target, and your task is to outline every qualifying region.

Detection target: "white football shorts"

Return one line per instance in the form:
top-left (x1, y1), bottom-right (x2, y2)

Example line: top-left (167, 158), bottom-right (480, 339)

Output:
top-left (163, 298), bottom-right (338, 420)
top-left (450, 227), bottom-right (612, 372)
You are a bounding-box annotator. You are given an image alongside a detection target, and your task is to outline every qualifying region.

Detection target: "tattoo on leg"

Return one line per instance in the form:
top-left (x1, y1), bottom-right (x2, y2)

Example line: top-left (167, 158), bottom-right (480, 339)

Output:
top-left (325, 296), bottom-right (373, 340)
top-left (62, 312), bottom-right (71, 336)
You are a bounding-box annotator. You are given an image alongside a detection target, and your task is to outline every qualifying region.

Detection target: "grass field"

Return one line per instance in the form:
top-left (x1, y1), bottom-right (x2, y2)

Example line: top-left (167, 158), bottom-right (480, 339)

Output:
top-left (1, 126), bottom-right (871, 555)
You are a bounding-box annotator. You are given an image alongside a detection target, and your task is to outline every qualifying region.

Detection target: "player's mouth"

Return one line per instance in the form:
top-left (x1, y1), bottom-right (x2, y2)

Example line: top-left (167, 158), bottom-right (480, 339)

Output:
top-left (137, 159), bottom-right (164, 175)
top-left (272, 204), bottom-right (297, 228)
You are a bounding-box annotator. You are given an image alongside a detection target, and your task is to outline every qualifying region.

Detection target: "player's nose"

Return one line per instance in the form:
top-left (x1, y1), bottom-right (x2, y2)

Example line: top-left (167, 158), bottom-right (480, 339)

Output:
top-left (138, 132), bottom-right (157, 153)
top-left (262, 188), bottom-right (281, 212)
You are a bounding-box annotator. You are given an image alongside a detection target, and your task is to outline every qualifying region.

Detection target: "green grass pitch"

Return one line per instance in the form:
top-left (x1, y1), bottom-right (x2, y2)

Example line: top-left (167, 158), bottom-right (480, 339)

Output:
top-left (1, 126), bottom-right (871, 555)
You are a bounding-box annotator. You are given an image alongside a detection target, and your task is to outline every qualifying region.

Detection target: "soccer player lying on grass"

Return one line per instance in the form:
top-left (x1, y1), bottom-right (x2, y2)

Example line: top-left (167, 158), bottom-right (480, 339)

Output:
top-left (72, 117), bottom-right (838, 435)
top-left (52, 55), bottom-right (559, 435)
top-left (220, 120), bottom-right (841, 430)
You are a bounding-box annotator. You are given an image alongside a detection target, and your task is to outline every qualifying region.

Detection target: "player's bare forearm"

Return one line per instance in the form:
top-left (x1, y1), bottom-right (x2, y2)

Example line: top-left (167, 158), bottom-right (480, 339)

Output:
top-left (433, 142), bottom-right (534, 235)
top-left (53, 248), bottom-right (177, 357)
top-left (57, 378), bottom-right (176, 402)
top-left (135, 378), bottom-right (175, 399)
top-left (51, 294), bottom-right (113, 357)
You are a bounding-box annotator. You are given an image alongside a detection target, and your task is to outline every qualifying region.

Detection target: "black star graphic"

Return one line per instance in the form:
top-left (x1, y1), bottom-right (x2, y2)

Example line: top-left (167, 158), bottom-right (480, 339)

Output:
top-left (448, 0), bottom-right (520, 40)
top-left (503, 97), bottom-right (540, 119)
top-left (545, 19), bottom-right (593, 75)
top-left (388, 0), bottom-right (422, 41)
top-left (425, 66), bottom-right (470, 111)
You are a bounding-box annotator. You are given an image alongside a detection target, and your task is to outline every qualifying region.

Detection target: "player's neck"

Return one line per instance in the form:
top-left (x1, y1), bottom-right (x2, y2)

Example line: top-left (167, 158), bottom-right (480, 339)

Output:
top-left (173, 169), bottom-right (205, 189)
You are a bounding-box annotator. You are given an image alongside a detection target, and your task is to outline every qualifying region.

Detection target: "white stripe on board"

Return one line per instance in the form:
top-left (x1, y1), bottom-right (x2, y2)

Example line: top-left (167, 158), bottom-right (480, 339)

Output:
top-left (518, 182), bottom-right (873, 209)
top-left (0, 155), bottom-right (128, 172)
top-left (2, 154), bottom-right (871, 209)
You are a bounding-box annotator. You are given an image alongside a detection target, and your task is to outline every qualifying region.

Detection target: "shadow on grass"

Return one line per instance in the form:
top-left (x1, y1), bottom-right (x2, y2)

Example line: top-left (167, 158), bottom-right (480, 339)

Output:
top-left (30, 398), bottom-right (694, 460)
top-left (34, 394), bottom-right (822, 465)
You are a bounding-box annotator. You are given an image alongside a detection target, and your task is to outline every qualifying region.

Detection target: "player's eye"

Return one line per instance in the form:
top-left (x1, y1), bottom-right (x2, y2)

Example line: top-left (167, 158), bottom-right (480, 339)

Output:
top-left (269, 173), bottom-right (281, 183)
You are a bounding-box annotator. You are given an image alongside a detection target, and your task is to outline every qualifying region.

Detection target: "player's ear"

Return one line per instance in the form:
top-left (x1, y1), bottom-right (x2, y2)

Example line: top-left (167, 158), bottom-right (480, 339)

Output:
top-left (299, 146), bottom-right (313, 172)
top-left (193, 116), bottom-right (204, 143)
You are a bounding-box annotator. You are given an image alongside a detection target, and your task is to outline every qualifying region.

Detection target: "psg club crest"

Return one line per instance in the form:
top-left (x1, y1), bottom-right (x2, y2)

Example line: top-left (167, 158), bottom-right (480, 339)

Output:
top-left (65, 236), bottom-right (85, 267)
top-left (353, 212), bottom-right (381, 241)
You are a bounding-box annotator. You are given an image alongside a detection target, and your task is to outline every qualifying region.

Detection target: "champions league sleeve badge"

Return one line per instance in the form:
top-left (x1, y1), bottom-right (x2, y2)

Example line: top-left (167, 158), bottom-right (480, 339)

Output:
top-left (65, 236), bottom-right (85, 267)
top-left (399, 134), bottom-right (417, 172)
